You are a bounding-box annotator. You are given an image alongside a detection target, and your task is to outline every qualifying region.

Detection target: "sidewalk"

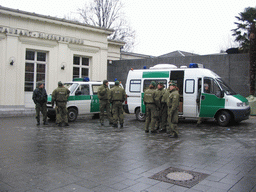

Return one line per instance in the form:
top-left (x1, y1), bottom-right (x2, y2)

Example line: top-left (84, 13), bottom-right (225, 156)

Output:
top-left (0, 107), bottom-right (35, 117)
top-left (0, 114), bottom-right (256, 192)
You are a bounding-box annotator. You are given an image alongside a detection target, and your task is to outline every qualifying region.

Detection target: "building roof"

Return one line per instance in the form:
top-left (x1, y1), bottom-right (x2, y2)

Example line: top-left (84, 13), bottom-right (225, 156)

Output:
top-left (121, 51), bottom-right (155, 59)
top-left (158, 50), bottom-right (199, 57)
top-left (0, 5), bottom-right (114, 35)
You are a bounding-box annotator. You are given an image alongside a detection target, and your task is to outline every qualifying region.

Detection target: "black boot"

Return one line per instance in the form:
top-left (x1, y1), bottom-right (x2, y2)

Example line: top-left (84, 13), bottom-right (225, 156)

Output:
top-left (120, 123), bottom-right (123, 128)
top-left (169, 133), bottom-right (178, 138)
top-left (158, 129), bottom-right (166, 133)
top-left (37, 121), bottom-right (40, 125)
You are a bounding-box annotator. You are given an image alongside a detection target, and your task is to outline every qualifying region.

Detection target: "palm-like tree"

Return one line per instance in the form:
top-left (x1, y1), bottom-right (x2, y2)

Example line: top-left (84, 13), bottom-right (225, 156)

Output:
top-left (232, 7), bottom-right (256, 95)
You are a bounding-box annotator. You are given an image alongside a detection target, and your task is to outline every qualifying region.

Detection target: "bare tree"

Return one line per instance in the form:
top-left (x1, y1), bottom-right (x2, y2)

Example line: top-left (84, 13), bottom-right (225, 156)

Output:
top-left (78, 0), bottom-right (135, 51)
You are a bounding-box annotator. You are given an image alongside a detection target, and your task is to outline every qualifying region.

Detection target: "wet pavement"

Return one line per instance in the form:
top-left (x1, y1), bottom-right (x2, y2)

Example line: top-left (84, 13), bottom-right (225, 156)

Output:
top-left (0, 114), bottom-right (256, 192)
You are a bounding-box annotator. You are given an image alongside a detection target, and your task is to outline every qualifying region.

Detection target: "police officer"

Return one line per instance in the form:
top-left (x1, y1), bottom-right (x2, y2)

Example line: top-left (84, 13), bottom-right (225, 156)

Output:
top-left (109, 80), bottom-right (126, 128)
top-left (143, 81), bottom-right (158, 133)
top-left (32, 82), bottom-right (48, 125)
top-left (98, 80), bottom-right (113, 126)
top-left (159, 81), bottom-right (171, 133)
top-left (167, 81), bottom-right (180, 138)
top-left (155, 82), bottom-right (165, 130)
top-left (52, 81), bottom-right (70, 126)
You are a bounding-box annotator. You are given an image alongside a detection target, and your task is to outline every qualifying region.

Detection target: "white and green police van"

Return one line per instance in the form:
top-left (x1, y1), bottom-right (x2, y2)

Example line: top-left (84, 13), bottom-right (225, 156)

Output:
top-left (47, 79), bottom-right (120, 122)
top-left (124, 63), bottom-right (250, 126)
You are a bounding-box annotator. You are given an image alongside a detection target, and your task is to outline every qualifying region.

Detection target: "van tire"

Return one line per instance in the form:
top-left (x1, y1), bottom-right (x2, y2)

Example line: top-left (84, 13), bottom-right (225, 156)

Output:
top-left (135, 108), bottom-right (145, 122)
top-left (216, 111), bottom-right (231, 126)
top-left (68, 108), bottom-right (78, 122)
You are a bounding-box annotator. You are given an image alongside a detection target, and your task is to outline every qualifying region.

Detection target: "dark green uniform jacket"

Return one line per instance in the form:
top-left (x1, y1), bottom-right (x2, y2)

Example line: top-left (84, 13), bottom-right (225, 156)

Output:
top-left (167, 89), bottom-right (180, 113)
top-left (98, 84), bottom-right (110, 100)
top-left (110, 85), bottom-right (126, 102)
top-left (32, 88), bottom-right (47, 104)
top-left (155, 88), bottom-right (165, 108)
top-left (52, 86), bottom-right (70, 104)
top-left (143, 88), bottom-right (156, 104)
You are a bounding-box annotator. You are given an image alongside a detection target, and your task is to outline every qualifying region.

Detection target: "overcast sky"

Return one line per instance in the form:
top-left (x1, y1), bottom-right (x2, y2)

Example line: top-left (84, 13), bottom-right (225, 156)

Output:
top-left (0, 0), bottom-right (255, 56)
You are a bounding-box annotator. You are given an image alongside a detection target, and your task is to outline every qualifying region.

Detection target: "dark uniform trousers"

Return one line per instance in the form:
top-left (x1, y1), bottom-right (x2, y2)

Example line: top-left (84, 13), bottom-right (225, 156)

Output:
top-left (35, 102), bottom-right (47, 122)
top-left (99, 99), bottom-right (112, 124)
top-left (112, 101), bottom-right (124, 124)
top-left (56, 101), bottom-right (68, 124)
top-left (145, 103), bottom-right (157, 131)
top-left (160, 102), bottom-right (168, 129)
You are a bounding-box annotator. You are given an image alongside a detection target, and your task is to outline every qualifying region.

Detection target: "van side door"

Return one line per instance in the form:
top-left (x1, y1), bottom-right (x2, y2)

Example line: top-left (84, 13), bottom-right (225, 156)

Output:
top-left (74, 84), bottom-right (91, 114)
top-left (199, 77), bottom-right (225, 118)
top-left (90, 84), bottom-right (101, 112)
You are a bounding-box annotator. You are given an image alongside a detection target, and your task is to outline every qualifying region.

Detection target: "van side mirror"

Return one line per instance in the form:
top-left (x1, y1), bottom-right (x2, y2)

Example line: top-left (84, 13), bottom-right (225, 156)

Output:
top-left (215, 90), bottom-right (224, 98)
top-left (220, 90), bottom-right (224, 98)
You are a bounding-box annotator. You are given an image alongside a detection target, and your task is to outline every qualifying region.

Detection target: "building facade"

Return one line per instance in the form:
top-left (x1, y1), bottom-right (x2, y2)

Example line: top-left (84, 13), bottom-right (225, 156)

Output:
top-left (0, 6), bottom-right (124, 108)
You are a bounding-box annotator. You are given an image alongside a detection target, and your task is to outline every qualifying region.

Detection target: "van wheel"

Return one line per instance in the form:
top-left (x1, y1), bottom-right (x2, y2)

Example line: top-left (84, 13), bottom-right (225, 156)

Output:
top-left (135, 108), bottom-right (145, 122)
top-left (68, 108), bottom-right (78, 122)
top-left (216, 111), bottom-right (231, 126)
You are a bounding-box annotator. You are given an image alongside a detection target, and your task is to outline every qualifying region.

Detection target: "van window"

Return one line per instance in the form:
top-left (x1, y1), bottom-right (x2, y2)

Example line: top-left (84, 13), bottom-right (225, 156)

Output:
top-left (204, 77), bottom-right (221, 96)
top-left (92, 85), bottom-right (101, 95)
top-left (64, 83), bottom-right (78, 94)
top-left (130, 80), bottom-right (141, 92)
top-left (77, 84), bottom-right (90, 95)
top-left (170, 70), bottom-right (184, 95)
top-left (185, 79), bottom-right (195, 93)
top-left (143, 79), bottom-right (167, 92)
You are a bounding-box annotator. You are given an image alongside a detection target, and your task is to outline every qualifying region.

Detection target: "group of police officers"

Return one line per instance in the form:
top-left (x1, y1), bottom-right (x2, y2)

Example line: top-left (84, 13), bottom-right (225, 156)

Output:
top-left (98, 80), bottom-right (126, 128)
top-left (32, 80), bottom-right (126, 128)
top-left (32, 80), bottom-right (180, 137)
top-left (143, 80), bottom-right (180, 138)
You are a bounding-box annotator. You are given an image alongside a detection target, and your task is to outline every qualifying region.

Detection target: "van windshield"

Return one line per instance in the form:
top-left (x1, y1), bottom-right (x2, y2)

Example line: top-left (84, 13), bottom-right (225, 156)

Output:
top-left (64, 83), bottom-right (78, 94)
top-left (216, 78), bottom-right (236, 95)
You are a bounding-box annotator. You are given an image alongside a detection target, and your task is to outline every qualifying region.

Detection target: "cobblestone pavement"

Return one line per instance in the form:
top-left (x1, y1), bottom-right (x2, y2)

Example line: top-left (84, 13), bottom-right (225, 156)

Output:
top-left (0, 114), bottom-right (256, 192)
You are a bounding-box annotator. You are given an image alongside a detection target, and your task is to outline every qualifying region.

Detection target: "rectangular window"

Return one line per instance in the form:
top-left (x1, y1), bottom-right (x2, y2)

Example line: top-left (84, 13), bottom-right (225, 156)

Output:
top-left (204, 77), bottom-right (221, 96)
top-left (92, 85), bottom-right (101, 95)
top-left (24, 50), bottom-right (47, 92)
top-left (76, 84), bottom-right (90, 95)
top-left (73, 56), bottom-right (90, 80)
top-left (130, 80), bottom-right (141, 92)
top-left (143, 79), bottom-right (167, 92)
top-left (185, 79), bottom-right (195, 93)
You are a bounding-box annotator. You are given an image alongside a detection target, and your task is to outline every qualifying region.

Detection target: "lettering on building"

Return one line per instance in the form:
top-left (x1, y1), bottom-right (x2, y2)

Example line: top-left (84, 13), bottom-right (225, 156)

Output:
top-left (0, 26), bottom-right (84, 44)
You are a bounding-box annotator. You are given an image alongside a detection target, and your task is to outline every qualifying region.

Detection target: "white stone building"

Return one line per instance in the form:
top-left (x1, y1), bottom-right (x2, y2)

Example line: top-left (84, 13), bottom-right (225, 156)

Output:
top-left (0, 6), bottom-right (124, 108)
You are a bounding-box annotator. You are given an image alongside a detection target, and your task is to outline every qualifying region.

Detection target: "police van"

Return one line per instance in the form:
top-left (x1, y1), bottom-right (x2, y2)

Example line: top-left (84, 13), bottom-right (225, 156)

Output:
top-left (47, 79), bottom-right (121, 122)
top-left (124, 63), bottom-right (250, 126)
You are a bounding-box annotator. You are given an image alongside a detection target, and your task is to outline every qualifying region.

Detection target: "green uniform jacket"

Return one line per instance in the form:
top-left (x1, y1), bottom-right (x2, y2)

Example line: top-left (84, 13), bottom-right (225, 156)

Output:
top-left (167, 89), bottom-right (180, 113)
top-left (98, 84), bottom-right (110, 100)
top-left (155, 88), bottom-right (165, 108)
top-left (143, 88), bottom-right (157, 104)
top-left (161, 89), bottom-right (169, 103)
top-left (52, 86), bottom-right (70, 104)
top-left (110, 85), bottom-right (126, 102)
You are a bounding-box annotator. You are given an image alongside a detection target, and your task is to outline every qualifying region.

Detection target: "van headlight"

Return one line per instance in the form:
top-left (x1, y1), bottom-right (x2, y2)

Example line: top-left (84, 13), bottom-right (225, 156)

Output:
top-left (237, 102), bottom-right (248, 107)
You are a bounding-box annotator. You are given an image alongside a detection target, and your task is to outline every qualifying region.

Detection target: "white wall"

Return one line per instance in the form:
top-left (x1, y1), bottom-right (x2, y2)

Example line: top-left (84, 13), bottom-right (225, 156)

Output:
top-left (0, 7), bottom-right (122, 107)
